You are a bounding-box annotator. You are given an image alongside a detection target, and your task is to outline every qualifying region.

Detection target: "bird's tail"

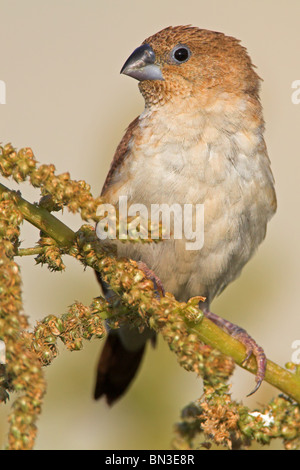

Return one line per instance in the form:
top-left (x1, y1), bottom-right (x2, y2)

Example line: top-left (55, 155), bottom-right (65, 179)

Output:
top-left (94, 332), bottom-right (146, 405)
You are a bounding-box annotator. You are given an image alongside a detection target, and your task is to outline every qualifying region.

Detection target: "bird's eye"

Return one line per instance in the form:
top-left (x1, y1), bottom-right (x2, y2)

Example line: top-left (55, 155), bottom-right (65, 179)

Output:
top-left (172, 45), bottom-right (191, 64)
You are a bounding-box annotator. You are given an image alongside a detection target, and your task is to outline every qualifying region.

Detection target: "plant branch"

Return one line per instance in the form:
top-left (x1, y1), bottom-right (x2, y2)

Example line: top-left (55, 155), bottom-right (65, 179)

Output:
top-left (0, 182), bottom-right (75, 247)
top-left (16, 246), bottom-right (45, 256)
top-left (187, 317), bottom-right (300, 403)
top-left (2, 181), bottom-right (300, 404)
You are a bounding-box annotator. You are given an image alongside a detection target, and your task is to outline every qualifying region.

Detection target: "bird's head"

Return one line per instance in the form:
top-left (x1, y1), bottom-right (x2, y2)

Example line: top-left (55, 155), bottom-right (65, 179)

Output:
top-left (121, 25), bottom-right (261, 108)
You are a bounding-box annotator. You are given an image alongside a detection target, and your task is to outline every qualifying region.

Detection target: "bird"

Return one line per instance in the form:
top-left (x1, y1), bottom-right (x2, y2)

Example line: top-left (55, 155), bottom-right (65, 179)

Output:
top-left (93, 25), bottom-right (277, 405)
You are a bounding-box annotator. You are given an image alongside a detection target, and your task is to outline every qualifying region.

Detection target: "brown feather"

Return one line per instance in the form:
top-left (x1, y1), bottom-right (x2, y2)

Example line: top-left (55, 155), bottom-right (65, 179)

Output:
top-left (101, 116), bottom-right (140, 196)
top-left (94, 332), bottom-right (145, 405)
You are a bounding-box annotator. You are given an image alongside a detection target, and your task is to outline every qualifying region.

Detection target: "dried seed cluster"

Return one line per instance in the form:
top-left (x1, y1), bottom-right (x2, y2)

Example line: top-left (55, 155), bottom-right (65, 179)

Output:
top-left (0, 143), bottom-right (103, 221)
top-left (29, 301), bottom-right (105, 366)
top-left (0, 190), bottom-right (46, 450)
top-left (173, 388), bottom-right (300, 450)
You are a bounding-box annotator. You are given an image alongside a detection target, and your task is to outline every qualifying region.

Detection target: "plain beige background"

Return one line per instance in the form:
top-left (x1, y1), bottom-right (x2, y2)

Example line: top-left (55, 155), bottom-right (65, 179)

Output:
top-left (0, 0), bottom-right (299, 450)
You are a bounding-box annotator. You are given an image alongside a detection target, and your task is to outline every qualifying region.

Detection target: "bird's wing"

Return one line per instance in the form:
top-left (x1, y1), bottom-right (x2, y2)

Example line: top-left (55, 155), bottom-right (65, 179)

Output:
top-left (101, 116), bottom-right (139, 196)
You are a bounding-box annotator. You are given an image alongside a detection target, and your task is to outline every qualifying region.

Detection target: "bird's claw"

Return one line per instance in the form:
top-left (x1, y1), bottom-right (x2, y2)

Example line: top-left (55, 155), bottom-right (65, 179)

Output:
top-left (136, 261), bottom-right (165, 299)
top-left (203, 309), bottom-right (267, 396)
top-left (231, 326), bottom-right (267, 396)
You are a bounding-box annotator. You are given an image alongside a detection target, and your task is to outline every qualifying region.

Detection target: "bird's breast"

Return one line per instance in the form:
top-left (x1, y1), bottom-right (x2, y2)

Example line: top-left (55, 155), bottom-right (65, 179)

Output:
top-left (103, 103), bottom-right (276, 302)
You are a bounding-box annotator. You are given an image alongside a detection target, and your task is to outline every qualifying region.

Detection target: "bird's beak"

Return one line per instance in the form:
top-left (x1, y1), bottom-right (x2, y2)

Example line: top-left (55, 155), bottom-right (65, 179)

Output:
top-left (120, 44), bottom-right (164, 81)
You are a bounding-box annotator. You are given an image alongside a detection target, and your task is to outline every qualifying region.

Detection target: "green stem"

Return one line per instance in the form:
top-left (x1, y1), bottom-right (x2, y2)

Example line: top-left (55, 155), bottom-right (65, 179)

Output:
top-left (16, 247), bottom-right (45, 256)
top-left (188, 317), bottom-right (300, 403)
top-left (2, 180), bottom-right (300, 403)
top-left (0, 182), bottom-right (75, 247)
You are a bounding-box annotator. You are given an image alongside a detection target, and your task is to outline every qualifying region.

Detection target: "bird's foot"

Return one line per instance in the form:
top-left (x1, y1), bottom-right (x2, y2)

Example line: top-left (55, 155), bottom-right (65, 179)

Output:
top-left (136, 261), bottom-right (165, 299)
top-left (203, 309), bottom-right (267, 396)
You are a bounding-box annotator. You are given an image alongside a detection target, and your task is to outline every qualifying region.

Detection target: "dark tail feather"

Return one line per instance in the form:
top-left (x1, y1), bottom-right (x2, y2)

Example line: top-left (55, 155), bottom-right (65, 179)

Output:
top-left (94, 333), bottom-right (145, 406)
